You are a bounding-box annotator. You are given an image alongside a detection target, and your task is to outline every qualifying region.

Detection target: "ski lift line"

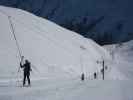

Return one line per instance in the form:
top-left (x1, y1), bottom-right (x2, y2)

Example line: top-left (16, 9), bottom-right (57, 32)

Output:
top-left (0, 10), bottom-right (39, 74)
top-left (8, 16), bottom-right (23, 74)
top-left (0, 10), bottom-right (23, 60)
top-left (8, 16), bottom-right (22, 59)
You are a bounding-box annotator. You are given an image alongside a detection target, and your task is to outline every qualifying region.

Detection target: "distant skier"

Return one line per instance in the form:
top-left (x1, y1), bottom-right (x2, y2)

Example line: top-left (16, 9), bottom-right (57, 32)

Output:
top-left (20, 59), bottom-right (32, 86)
top-left (105, 66), bottom-right (108, 70)
top-left (81, 73), bottom-right (85, 81)
top-left (94, 72), bottom-right (97, 79)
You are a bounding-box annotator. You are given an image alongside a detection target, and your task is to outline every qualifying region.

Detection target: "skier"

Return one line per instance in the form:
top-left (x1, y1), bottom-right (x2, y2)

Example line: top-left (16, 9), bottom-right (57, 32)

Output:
top-left (20, 59), bottom-right (32, 86)
top-left (81, 73), bottom-right (85, 81)
top-left (94, 72), bottom-right (97, 79)
top-left (105, 66), bottom-right (108, 70)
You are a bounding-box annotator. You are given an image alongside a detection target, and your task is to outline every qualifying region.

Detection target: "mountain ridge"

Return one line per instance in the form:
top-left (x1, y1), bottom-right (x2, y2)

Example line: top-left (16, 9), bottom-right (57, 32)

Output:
top-left (0, 0), bottom-right (133, 45)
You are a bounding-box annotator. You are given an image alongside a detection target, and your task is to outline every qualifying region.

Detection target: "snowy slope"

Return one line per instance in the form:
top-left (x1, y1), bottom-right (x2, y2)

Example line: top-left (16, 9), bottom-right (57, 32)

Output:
top-left (0, 6), bottom-right (133, 100)
top-left (0, 6), bottom-right (110, 81)
top-left (104, 40), bottom-right (133, 80)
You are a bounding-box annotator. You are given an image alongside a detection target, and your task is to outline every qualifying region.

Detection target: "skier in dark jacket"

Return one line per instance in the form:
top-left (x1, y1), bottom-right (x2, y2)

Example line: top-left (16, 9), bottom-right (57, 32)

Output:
top-left (94, 72), bottom-right (97, 79)
top-left (81, 73), bottom-right (85, 81)
top-left (20, 59), bottom-right (32, 86)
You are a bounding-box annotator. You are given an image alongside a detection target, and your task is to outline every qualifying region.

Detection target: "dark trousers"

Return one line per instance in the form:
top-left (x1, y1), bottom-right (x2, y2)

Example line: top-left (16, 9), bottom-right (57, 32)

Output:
top-left (23, 73), bottom-right (30, 86)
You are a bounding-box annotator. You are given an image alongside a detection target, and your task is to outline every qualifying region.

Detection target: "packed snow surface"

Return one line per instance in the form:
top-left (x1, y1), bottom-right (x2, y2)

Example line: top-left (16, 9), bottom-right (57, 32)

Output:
top-left (0, 6), bottom-right (133, 100)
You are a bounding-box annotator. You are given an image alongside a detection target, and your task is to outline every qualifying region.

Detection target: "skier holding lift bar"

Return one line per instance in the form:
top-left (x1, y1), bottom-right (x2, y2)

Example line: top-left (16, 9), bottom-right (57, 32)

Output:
top-left (20, 56), bottom-right (32, 87)
top-left (0, 11), bottom-right (34, 87)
